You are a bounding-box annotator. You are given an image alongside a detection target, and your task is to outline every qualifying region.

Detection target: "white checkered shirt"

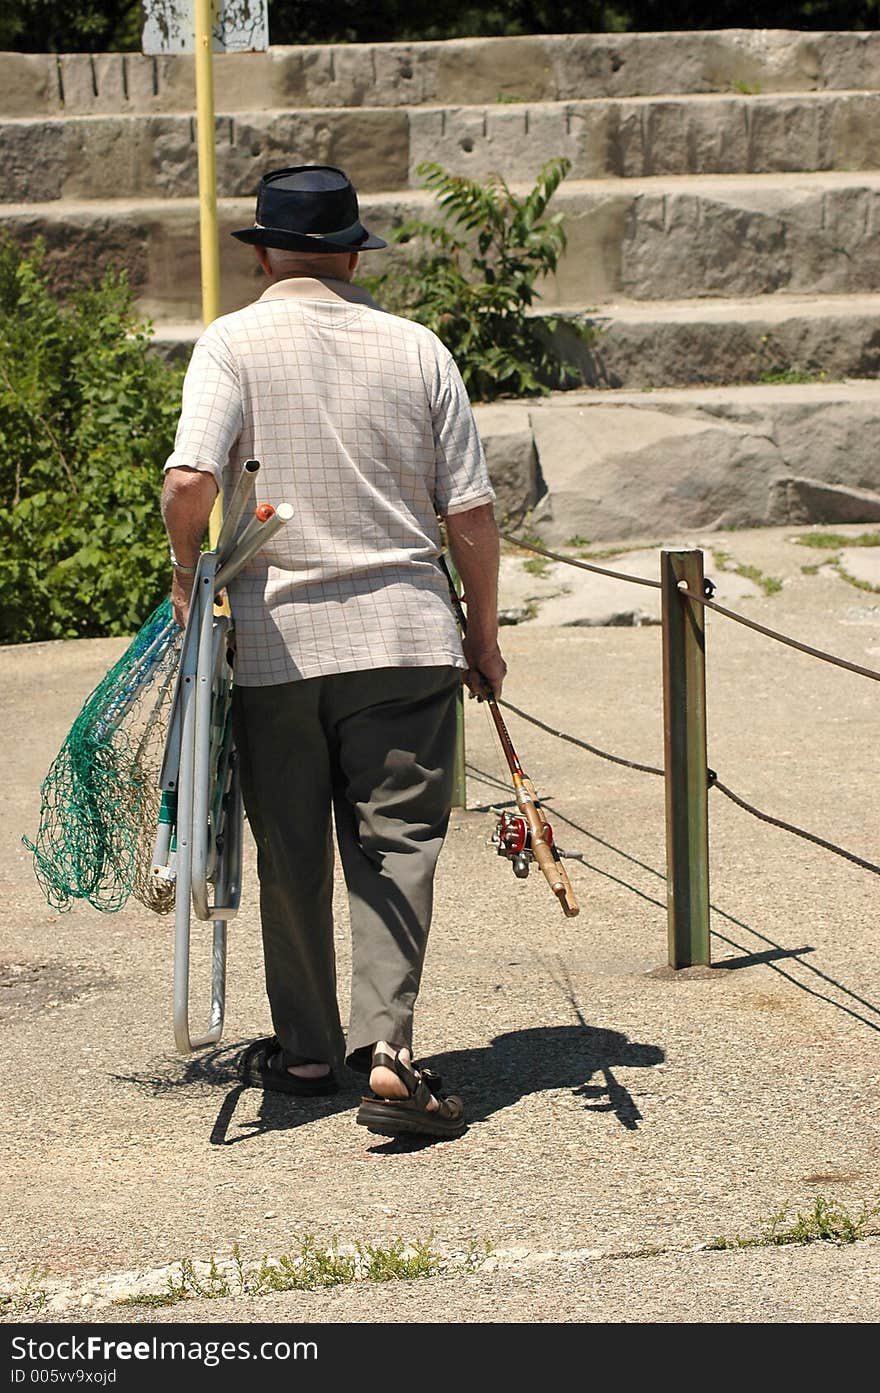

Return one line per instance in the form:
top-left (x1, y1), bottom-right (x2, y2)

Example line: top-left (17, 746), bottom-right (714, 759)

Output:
top-left (164, 276), bottom-right (495, 685)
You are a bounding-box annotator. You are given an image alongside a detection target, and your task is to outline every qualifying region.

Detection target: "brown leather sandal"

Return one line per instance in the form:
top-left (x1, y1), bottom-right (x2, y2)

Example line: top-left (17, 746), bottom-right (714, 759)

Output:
top-left (239, 1036), bottom-right (338, 1096)
top-left (356, 1049), bottom-right (465, 1139)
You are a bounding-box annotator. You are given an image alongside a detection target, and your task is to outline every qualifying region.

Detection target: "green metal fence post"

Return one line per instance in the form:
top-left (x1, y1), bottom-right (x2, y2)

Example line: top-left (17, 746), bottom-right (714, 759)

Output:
top-left (660, 549), bottom-right (711, 967)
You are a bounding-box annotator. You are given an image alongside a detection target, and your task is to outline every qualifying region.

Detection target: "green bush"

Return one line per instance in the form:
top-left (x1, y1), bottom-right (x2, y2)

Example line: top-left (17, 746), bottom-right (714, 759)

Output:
top-left (0, 238), bottom-right (183, 644)
top-left (0, 1), bottom-right (142, 52)
top-left (363, 157), bottom-right (590, 402)
top-left (3, 1), bottom-right (878, 51)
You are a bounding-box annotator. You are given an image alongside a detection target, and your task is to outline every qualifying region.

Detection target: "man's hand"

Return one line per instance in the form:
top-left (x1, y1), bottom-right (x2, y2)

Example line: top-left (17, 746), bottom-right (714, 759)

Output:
top-left (462, 634), bottom-right (507, 700)
top-left (170, 569), bottom-right (196, 629)
top-left (445, 502), bottom-right (506, 700)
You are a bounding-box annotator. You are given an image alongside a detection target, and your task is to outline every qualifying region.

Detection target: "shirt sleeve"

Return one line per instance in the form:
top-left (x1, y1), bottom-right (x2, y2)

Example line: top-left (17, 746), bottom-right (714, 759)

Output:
top-left (431, 351), bottom-right (496, 517)
top-left (163, 325), bottom-right (243, 488)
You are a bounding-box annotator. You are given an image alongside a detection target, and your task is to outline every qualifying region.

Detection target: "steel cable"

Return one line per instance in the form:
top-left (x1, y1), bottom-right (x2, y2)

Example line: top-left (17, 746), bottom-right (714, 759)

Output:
top-left (498, 701), bottom-right (879, 877)
top-left (492, 535), bottom-right (880, 873)
top-left (501, 530), bottom-right (880, 682)
top-left (500, 531), bottom-right (662, 589)
top-left (676, 585), bottom-right (880, 684)
top-left (498, 698), bottom-right (664, 777)
top-left (711, 777), bottom-right (880, 876)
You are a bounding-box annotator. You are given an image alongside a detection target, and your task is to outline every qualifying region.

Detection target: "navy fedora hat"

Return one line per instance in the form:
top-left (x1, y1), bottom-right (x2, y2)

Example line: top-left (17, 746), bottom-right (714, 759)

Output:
top-left (231, 164), bottom-right (386, 253)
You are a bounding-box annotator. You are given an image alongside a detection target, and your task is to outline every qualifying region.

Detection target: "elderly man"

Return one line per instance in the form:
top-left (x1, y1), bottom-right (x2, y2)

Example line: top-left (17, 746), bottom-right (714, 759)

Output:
top-left (161, 165), bottom-right (505, 1140)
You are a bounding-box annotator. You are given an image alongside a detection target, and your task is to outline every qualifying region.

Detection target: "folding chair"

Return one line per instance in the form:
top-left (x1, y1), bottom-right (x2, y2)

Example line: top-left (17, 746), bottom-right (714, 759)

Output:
top-left (152, 459), bottom-right (292, 1051)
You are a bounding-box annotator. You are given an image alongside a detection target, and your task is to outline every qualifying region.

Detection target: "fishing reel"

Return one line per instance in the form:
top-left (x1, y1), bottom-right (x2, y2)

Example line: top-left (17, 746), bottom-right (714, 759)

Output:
top-left (492, 810), bottom-right (556, 880)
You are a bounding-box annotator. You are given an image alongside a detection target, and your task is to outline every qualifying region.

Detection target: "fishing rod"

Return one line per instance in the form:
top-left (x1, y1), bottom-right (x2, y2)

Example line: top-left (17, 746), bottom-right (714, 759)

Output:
top-left (440, 554), bottom-right (579, 918)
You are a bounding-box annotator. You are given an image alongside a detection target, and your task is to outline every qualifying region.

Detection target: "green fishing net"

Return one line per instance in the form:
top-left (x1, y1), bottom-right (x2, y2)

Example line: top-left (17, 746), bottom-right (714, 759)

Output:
top-left (24, 598), bottom-right (182, 914)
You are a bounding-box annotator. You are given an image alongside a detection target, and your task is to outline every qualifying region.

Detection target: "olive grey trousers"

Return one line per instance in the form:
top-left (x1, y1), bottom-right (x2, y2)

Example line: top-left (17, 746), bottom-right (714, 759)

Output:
top-left (232, 664), bottom-right (460, 1073)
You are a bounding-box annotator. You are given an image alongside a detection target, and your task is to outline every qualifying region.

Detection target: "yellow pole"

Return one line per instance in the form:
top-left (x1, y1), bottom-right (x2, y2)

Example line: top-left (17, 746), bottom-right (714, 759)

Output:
top-left (195, 0), bottom-right (220, 325)
top-left (194, 0), bottom-right (223, 546)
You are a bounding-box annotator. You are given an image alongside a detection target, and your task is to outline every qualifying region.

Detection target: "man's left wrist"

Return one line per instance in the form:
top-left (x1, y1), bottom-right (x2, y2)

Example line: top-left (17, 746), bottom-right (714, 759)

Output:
top-left (170, 552), bottom-right (198, 574)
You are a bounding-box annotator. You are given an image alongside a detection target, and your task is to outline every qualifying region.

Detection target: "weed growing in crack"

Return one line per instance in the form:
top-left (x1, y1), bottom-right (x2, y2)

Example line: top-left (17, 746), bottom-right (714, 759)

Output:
top-left (706, 1196), bottom-right (880, 1251)
top-left (790, 534), bottom-right (880, 593)
top-left (523, 555), bottom-right (552, 578)
top-left (793, 531), bottom-right (880, 550)
top-left (711, 551), bottom-right (782, 596)
top-left (0, 1267), bottom-right (49, 1321)
top-left (113, 1233), bottom-right (458, 1310)
top-left (734, 563), bottom-right (783, 596)
top-left (835, 566), bottom-right (880, 595)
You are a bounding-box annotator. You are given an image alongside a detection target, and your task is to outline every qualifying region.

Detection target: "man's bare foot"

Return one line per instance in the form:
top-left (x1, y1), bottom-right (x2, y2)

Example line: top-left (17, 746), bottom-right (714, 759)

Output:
top-left (369, 1041), bottom-right (438, 1112)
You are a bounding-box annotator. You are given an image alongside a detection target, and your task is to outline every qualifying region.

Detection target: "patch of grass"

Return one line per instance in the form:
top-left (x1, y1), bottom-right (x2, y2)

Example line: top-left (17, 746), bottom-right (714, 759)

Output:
top-left (791, 537), bottom-right (880, 591)
top-left (462, 1237), bottom-right (495, 1270)
top-left (794, 531), bottom-right (880, 550)
top-left (115, 1234), bottom-right (457, 1310)
top-left (517, 528), bottom-right (544, 549)
top-left (495, 90), bottom-right (526, 103)
top-left (256, 1238), bottom-right (359, 1294)
top-left (116, 1253), bottom-right (238, 1309)
top-left (358, 1236), bottom-right (439, 1283)
top-left (523, 555), bottom-right (552, 578)
top-left (836, 566), bottom-right (880, 594)
top-left (757, 367), bottom-right (826, 385)
top-left (735, 563), bottom-right (783, 596)
top-left (731, 78), bottom-right (761, 94)
top-left (749, 333), bottom-right (830, 388)
top-left (0, 1266), bottom-right (49, 1320)
top-left (566, 534), bottom-right (591, 547)
top-left (706, 1196), bottom-right (880, 1251)
top-left (710, 551), bottom-right (782, 596)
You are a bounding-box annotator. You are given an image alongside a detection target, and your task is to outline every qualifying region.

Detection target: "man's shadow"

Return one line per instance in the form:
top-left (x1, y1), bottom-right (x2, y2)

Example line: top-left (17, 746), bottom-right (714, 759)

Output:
top-left (114, 1045), bottom-right (354, 1146)
top-left (217, 1024), bottom-right (663, 1145)
top-left (118, 1024), bottom-right (663, 1146)
top-left (416, 1025), bottom-right (664, 1134)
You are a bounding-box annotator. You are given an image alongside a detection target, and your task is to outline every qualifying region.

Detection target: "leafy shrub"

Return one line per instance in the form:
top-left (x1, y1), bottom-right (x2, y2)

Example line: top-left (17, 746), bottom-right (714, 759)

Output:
top-left (0, 1), bottom-right (142, 51)
top-left (0, 237), bottom-right (183, 644)
top-left (362, 158), bottom-right (591, 402)
top-left (3, 2), bottom-right (878, 52)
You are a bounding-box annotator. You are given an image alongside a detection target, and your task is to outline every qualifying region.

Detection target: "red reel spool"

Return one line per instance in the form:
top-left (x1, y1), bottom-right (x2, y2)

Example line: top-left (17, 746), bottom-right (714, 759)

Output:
top-left (494, 811), bottom-right (554, 860)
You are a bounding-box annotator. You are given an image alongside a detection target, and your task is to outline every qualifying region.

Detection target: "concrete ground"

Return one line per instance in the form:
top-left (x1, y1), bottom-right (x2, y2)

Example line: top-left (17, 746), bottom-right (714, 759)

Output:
top-left (1, 524), bottom-right (878, 1325)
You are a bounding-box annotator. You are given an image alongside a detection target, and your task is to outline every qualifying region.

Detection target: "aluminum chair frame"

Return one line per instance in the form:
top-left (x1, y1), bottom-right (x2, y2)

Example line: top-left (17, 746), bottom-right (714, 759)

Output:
top-left (153, 460), bottom-right (292, 1052)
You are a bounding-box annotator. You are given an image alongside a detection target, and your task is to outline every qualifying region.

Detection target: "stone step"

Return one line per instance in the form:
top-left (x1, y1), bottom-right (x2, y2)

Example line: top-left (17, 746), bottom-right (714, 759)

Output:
top-left (3, 32), bottom-right (879, 118)
top-left (548, 293), bottom-right (880, 390)
top-left (6, 173), bottom-right (880, 318)
top-left (6, 89), bottom-right (880, 204)
top-left (3, 109), bottom-right (412, 202)
top-left (409, 90), bottom-right (880, 187)
top-left (145, 325), bottom-right (880, 544)
top-left (473, 380), bottom-right (880, 539)
top-left (150, 294), bottom-right (880, 393)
